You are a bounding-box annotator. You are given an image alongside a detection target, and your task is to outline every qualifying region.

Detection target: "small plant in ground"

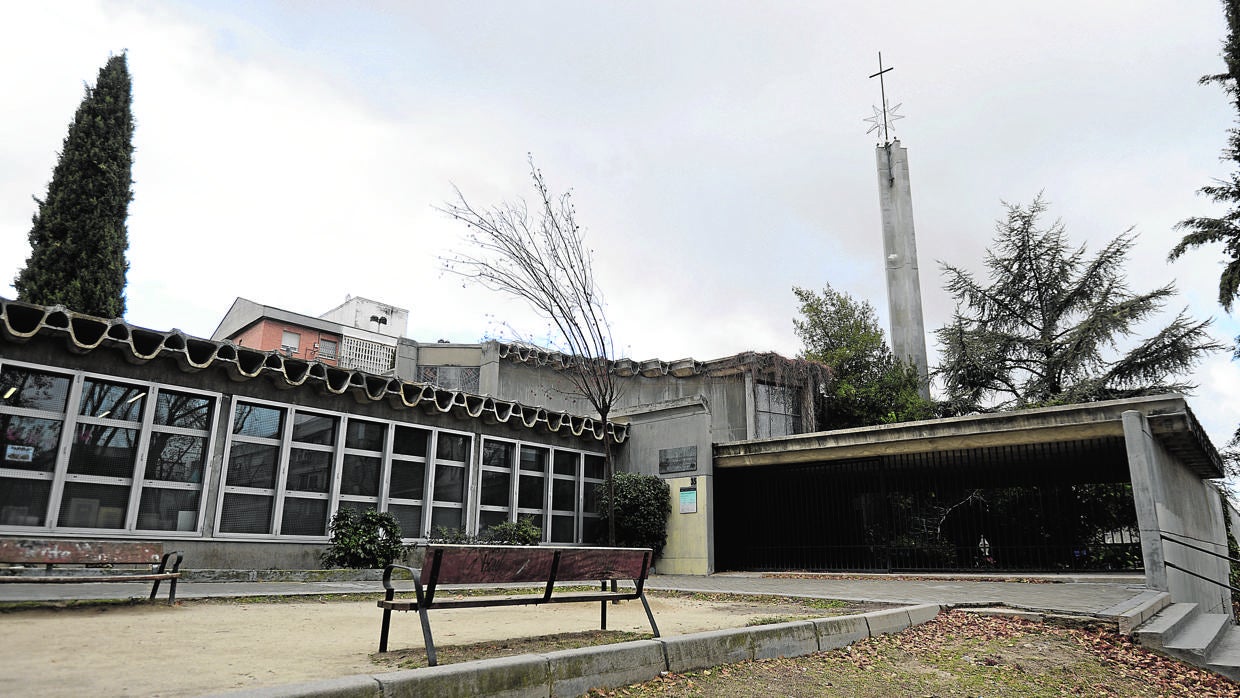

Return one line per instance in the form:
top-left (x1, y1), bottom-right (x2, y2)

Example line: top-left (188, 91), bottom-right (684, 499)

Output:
top-left (320, 508), bottom-right (408, 569)
top-left (594, 472), bottom-right (671, 556)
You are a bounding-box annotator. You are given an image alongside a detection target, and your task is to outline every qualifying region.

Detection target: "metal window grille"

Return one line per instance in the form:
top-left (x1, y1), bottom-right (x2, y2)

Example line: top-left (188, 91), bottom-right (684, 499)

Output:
top-left (418, 366), bottom-right (480, 393)
top-left (338, 337), bottom-right (396, 374)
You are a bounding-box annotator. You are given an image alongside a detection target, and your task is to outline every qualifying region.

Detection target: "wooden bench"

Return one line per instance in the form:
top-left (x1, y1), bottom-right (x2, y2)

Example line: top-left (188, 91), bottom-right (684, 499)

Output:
top-left (0, 539), bottom-right (184, 604)
top-left (377, 544), bottom-right (659, 665)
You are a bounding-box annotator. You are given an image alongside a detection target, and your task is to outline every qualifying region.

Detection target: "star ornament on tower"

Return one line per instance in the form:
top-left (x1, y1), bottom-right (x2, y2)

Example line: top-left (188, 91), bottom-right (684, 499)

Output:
top-left (864, 102), bottom-right (903, 144)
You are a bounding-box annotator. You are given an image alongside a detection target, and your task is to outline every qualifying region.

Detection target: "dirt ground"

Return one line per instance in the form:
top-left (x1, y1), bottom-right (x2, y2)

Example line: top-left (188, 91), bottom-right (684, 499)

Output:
top-left (0, 593), bottom-right (871, 697)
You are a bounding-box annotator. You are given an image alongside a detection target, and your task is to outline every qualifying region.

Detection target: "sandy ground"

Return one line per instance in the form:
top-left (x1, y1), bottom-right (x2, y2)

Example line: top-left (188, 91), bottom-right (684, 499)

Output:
top-left (0, 594), bottom-right (853, 697)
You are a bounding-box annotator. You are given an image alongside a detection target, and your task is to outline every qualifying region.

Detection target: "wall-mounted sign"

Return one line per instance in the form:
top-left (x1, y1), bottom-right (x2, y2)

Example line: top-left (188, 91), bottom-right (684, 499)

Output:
top-left (659, 445), bottom-right (697, 474)
top-left (679, 487), bottom-right (698, 514)
top-left (4, 445), bottom-right (33, 463)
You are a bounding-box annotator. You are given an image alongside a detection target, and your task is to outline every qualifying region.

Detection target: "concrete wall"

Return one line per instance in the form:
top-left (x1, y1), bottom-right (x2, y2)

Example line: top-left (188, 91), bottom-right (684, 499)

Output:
top-left (491, 360), bottom-right (750, 443)
top-left (318, 297), bottom-right (409, 338)
top-left (1124, 410), bottom-right (1232, 616)
top-left (417, 345), bottom-right (484, 367)
top-left (613, 400), bottom-right (716, 574)
top-left (659, 475), bottom-right (711, 574)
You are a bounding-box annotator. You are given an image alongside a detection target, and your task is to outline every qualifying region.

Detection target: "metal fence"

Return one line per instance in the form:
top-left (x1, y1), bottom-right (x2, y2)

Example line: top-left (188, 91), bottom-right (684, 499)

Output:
top-left (714, 438), bottom-right (1142, 573)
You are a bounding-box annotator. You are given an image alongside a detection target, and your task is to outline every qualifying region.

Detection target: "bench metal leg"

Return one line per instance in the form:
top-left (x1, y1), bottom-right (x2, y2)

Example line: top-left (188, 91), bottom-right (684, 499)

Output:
top-left (639, 592), bottom-right (660, 637)
top-left (379, 607), bottom-right (393, 653)
top-left (600, 580), bottom-right (607, 630)
top-left (418, 607), bottom-right (438, 667)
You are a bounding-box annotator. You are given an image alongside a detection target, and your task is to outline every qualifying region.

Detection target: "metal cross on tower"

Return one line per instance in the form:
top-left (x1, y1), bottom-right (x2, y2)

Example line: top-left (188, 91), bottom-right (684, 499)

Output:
top-left (865, 51), bottom-right (903, 145)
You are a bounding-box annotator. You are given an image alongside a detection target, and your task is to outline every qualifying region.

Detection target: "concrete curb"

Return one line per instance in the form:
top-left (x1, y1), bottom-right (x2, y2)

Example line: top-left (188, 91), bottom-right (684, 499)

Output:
top-left (209, 604), bottom-right (943, 698)
top-left (1112, 590), bottom-right (1173, 635)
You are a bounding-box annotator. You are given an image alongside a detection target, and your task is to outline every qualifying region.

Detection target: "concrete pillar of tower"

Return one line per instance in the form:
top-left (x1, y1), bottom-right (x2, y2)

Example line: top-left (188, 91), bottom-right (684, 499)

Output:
top-left (876, 139), bottom-right (931, 399)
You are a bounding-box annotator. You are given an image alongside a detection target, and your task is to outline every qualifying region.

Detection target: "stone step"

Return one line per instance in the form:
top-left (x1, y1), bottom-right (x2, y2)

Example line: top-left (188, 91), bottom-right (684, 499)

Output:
top-left (1134, 602), bottom-right (1198, 651)
top-left (1162, 613), bottom-right (1231, 660)
top-left (1206, 627), bottom-right (1240, 682)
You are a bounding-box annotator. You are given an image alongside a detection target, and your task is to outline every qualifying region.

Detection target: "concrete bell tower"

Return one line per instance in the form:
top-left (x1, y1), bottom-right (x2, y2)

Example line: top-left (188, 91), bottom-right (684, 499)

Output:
top-left (869, 54), bottom-right (930, 399)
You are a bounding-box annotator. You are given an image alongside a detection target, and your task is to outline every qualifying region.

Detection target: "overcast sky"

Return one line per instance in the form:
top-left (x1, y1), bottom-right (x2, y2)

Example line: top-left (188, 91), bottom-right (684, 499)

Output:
top-left (3, 1), bottom-right (1240, 445)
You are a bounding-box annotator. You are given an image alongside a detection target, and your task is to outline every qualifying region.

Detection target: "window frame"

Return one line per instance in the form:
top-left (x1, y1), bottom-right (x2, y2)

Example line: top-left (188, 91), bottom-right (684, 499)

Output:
top-left (0, 359), bottom-right (219, 536)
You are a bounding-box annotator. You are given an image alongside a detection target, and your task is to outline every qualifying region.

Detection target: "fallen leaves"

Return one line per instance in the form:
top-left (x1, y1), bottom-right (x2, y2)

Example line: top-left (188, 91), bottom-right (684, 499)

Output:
top-left (586, 611), bottom-right (1240, 697)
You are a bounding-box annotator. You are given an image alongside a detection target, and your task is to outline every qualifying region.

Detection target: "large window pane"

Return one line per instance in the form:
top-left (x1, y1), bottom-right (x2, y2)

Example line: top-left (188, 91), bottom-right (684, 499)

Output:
top-left (550, 515), bottom-right (574, 543)
top-left (584, 481), bottom-right (601, 515)
top-left (430, 507), bottom-right (462, 532)
top-left (292, 412), bottom-right (336, 445)
top-left (520, 447), bottom-right (547, 472)
top-left (436, 433), bottom-right (469, 462)
top-left (0, 477), bottom-right (52, 526)
top-left (433, 464), bottom-right (465, 503)
top-left (388, 503), bottom-right (422, 538)
top-left (137, 489), bottom-right (200, 531)
top-left (145, 433), bottom-right (205, 483)
top-left (155, 391), bottom-right (212, 429)
top-left (286, 448), bottom-right (332, 493)
top-left (483, 441), bottom-right (513, 468)
top-left (68, 425), bottom-right (138, 478)
top-left (345, 420), bottom-right (385, 451)
top-left (0, 366), bottom-right (71, 412)
top-left (341, 454), bottom-right (380, 496)
top-left (480, 470), bottom-right (510, 507)
top-left (389, 460), bottom-right (425, 500)
top-left (553, 451), bottom-right (578, 476)
top-left (59, 482), bottom-right (129, 528)
top-left (281, 497), bottom-right (328, 536)
top-left (0, 414), bottom-right (62, 472)
top-left (227, 442), bottom-right (279, 489)
top-left (584, 455), bottom-right (604, 480)
top-left (393, 426), bottom-right (428, 457)
top-left (79, 379), bottom-right (145, 421)
top-left (219, 493), bottom-right (273, 533)
top-left (552, 479), bottom-right (576, 510)
top-left (233, 404), bottom-right (283, 439)
top-left (478, 509), bottom-right (508, 531)
top-left (518, 474), bottom-right (544, 510)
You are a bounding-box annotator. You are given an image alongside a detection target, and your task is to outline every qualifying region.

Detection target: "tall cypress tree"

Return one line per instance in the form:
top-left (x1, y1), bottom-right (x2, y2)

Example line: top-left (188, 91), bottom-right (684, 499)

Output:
top-left (14, 53), bottom-right (133, 318)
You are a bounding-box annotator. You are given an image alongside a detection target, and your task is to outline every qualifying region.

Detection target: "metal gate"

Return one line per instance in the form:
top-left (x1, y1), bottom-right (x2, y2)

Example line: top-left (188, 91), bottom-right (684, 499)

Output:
top-left (714, 437), bottom-right (1141, 572)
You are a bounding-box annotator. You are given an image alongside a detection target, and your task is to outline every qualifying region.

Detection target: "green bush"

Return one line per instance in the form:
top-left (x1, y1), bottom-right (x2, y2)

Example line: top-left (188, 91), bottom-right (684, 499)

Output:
top-left (481, 517), bottom-right (542, 545)
top-left (429, 517), bottom-right (542, 546)
top-left (320, 508), bottom-right (408, 569)
top-left (594, 472), bottom-right (672, 556)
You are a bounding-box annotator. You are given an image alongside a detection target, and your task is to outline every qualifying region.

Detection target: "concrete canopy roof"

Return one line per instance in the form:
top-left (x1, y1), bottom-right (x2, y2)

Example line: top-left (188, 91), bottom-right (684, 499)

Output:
top-left (0, 298), bottom-right (626, 445)
top-left (714, 395), bottom-right (1223, 479)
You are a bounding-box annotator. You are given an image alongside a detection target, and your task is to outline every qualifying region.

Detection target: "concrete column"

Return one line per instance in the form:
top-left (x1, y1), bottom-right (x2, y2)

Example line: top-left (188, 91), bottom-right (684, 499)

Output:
top-left (876, 140), bottom-right (930, 399)
top-left (1122, 410), bottom-right (1168, 592)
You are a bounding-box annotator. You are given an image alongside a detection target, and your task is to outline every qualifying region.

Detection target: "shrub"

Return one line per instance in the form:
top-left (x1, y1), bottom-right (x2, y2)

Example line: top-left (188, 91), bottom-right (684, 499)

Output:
top-left (594, 472), bottom-right (672, 557)
top-left (428, 517), bottom-right (542, 546)
top-left (320, 508), bottom-right (408, 569)
top-left (481, 517), bottom-right (542, 545)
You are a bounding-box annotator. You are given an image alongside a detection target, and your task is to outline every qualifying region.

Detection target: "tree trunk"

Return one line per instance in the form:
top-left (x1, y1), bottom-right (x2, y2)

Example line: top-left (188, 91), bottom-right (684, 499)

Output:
top-left (603, 412), bottom-right (616, 548)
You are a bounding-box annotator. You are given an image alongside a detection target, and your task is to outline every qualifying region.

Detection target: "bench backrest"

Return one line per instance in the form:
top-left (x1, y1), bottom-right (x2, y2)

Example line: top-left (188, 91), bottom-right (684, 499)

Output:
top-left (0, 539), bottom-right (164, 565)
top-left (421, 545), bottom-right (652, 586)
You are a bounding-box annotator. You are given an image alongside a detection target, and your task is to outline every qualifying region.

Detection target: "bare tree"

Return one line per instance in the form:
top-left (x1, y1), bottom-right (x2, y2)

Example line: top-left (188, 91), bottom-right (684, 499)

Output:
top-left (440, 157), bottom-right (623, 546)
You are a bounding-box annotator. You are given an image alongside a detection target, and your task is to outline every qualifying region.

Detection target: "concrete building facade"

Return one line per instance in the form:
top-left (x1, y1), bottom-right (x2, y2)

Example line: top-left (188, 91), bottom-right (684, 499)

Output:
top-left (1, 298), bottom-right (1233, 614)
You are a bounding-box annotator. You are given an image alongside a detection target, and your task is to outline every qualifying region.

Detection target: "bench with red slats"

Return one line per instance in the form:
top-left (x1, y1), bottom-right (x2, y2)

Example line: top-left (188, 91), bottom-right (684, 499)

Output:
top-left (0, 538), bottom-right (183, 604)
top-left (377, 544), bottom-right (659, 666)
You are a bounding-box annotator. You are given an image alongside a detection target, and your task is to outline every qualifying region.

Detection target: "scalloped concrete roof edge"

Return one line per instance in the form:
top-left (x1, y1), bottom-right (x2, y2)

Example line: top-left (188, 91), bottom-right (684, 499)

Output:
top-left (0, 298), bottom-right (626, 445)
top-left (493, 341), bottom-right (831, 381)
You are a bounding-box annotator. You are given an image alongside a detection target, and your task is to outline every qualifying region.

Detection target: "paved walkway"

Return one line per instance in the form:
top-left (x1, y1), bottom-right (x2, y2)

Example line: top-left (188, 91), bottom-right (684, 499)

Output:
top-left (0, 571), bottom-right (1153, 618)
top-left (646, 572), bottom-right (1153, 617)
